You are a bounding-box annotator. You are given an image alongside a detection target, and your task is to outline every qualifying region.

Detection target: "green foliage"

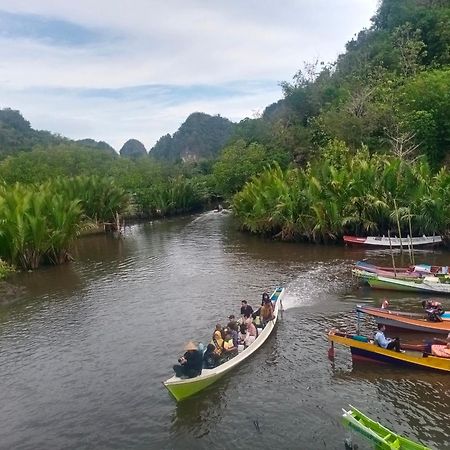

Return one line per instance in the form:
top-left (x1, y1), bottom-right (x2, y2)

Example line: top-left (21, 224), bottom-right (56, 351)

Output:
top-left (398, 68), bottom-right (450, 165)
top-left (134, 176), bottom-right (207, 217)
top-left (212, 140), bottom-right (273, 196)
top-left (0, 176), bottom-right (130, 270)
top-left (232, 147), bottom-right (450, 242)
top-left (0, 182), bottom-right (82, 269)
top-left (0, 258), bottom-right (14, 280)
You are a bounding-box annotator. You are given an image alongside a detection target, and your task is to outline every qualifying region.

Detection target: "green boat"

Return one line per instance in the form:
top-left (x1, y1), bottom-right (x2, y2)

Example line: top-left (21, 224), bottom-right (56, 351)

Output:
top-left (163, 286), bottom-right (285, 401)
top-left (368, 275), bottom-right (450, 295)
top-left (342, 405), bottom-right (430, 450)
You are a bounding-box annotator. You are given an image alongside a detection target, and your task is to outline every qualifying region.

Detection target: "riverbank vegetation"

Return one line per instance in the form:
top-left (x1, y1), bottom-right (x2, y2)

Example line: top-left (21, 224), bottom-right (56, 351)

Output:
top-left (232, 141), bottom-right (450, 242)
top-left (0, 177), bottom-right (129, 270)
top-left (0, 0), bottom-right (449, 268)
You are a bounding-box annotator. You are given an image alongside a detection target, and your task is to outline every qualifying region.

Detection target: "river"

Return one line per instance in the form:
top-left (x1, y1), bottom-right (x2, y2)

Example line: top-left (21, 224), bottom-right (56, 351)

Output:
top-left (0, 212), bottom-right (448, 449)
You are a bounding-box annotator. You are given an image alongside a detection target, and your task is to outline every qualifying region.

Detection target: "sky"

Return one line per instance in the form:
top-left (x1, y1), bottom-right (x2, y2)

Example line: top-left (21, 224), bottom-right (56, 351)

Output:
top-left (0, 0), bottom-right (379, 151)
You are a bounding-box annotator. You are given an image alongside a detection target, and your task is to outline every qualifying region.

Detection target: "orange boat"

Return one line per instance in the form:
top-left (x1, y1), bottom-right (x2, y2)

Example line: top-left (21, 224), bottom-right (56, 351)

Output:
top-left (356, 305), bottom-right (450, 335)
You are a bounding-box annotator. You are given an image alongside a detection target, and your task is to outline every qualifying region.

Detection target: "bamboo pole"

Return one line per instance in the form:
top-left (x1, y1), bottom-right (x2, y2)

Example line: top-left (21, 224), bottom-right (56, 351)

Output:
top-left (388, 230), bottom-right (397, 277)
top-left (393, 198), bottom-right (403, 254)
top-left (408, 211), bottom-right (415, 265)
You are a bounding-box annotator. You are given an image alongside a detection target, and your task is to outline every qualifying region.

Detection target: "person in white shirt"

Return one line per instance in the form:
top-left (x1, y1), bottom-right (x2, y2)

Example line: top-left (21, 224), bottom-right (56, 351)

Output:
top-left (374, 324), bottom-right (401, 352)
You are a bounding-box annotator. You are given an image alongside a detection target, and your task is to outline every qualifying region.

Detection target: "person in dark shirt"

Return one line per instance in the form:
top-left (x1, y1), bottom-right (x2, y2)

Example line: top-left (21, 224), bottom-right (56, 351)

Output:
top-left (203, 343), bottom-right (218, 369)
top-left (240, 300), bottom-right (254, 317)
top-left (173, 341), bottom-right (203, 378)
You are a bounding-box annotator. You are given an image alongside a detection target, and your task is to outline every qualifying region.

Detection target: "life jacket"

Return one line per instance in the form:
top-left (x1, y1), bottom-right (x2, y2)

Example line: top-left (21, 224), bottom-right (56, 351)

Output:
top-left (212, 330), bottom-right (224, 355)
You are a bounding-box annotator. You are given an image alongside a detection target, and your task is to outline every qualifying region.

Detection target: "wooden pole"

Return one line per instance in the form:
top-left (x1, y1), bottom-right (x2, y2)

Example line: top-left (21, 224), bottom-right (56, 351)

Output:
top-left (388, 230), bottom-right (397, 277)
top-left (393, 198), bottom-right (403, 254)
top-left (408, 211), bottom-right (415, 265)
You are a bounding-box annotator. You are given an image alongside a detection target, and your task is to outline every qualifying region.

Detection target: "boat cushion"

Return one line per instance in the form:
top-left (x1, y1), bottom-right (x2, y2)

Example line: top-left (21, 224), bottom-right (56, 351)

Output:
top-left (431, 345), bottom-right (450, 358)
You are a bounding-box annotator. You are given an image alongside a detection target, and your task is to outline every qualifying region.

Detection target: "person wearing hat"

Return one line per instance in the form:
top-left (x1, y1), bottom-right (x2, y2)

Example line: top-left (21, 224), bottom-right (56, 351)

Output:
top-left (173, 341), bottom-right (203, 378)
top-left (227, 314), bottom-right (237, 330)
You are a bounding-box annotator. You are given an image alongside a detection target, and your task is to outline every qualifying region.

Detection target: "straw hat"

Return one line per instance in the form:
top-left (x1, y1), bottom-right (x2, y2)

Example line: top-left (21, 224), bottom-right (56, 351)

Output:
top-left (184, 341), bottom-right (197, 351)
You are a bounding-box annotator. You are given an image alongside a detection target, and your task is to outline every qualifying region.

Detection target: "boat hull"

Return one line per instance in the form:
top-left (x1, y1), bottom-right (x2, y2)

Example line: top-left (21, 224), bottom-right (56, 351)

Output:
top-left (342, 406), bottom-right (429, 450)
top-left (367, 275), bottom-right (450, 295)
top-left (328, 332), bottom-right (450, 372)
top-left (163, 287), bottom-right (285, 401)
top-left (356, 305), bottom-right (450, 335)
top-left (344, 235), bottom-right (442, 248)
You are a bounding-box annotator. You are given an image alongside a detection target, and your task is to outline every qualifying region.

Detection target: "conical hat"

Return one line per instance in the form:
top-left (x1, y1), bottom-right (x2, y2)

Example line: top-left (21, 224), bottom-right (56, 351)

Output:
top-left (184, 341), bottom-right (197, 351)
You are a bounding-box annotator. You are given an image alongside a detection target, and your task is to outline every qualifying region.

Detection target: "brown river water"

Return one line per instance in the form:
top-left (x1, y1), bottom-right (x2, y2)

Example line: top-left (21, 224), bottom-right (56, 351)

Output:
top-left (0, 211), bottom-right (449, 449)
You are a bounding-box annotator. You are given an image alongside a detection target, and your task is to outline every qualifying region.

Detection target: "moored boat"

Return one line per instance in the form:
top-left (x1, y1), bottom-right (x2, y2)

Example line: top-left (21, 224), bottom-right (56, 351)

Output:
top-left (342, 405), bottom-right (430, 450)
top-left (344, 235), bottom-right (442, 248)
top-left (354, 261), bottom-right (448, 276)
top-left (356, 304), bottom-right (450, 334)
top-left (328, 330), bottom-right (450, 372)
top-left (368, 275), bottom-right (450, 295)
top-left (163, 287), bottom-right (285, 401)
top-left (354, 261), bottom-right (448, 280)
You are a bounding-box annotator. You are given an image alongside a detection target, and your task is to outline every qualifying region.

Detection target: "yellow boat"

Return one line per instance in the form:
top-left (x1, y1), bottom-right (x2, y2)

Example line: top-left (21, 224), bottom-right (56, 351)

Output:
top-left (328, 330), bottom-right (450, 373)
top-left (163, 287), bottom-right (285, 401)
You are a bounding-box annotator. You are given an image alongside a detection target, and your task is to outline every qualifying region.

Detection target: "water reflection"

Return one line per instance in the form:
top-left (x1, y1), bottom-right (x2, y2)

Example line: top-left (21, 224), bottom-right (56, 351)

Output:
top-left (0, 212), bottom-right (449, 449)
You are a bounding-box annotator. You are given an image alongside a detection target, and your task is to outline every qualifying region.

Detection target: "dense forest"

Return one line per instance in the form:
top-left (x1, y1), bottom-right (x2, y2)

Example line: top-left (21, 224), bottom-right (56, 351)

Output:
top-left (0, 0), bottom-right (449, 275)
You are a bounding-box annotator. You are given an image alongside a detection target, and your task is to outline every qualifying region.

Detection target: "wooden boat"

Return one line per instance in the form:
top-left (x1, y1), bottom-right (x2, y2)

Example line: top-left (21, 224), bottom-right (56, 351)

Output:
top-left (354, 261), bottom-right (448, 277)
top-left (328, 330), bottom-right (450, 372)
top-left (368, 275), bottom-right (450, 295)
top-left (356, 304), bottom-right (450, 334)
top-left (352, 268), bottom-right (419, 283)
top-left (344, 235), bottom-right (442, 248)
top-left (342, 405), bottom-right (430, 450)
top-left (163, 287), bottom-right (285, 401)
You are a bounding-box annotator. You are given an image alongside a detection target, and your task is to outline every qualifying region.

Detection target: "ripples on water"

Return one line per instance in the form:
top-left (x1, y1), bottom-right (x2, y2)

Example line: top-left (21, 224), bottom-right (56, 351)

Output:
top-left (0, 212), bottom-right (449, 449)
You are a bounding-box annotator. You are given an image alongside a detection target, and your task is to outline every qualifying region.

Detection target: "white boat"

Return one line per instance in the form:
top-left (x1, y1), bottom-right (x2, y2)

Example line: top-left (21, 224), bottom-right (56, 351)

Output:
top-left (163, 287), bottom-right (285, 401)
top-left (344, 235), bottom-right (442, 248)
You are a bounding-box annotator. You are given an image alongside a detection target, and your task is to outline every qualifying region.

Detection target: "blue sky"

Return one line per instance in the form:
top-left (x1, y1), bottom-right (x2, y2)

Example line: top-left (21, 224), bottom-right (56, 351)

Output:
top-left (0, 1), bottom-right (378, 151)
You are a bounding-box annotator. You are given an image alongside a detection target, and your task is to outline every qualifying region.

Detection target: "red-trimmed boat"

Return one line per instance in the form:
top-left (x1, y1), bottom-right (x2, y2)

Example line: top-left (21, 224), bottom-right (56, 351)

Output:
top-left (344, 235), bottom-right (442, 248)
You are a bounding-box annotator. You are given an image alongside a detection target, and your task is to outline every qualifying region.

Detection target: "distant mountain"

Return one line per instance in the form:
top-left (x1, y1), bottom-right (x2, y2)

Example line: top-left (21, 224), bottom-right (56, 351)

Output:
top-left (149, 112), bottom-right (235, 162)
top-left (76, 138), bottom-right (116, 155)
top-left (0, 108), bottom-right (64, 157)
top-left (120, 139), bottom-right (147, 158)
top-left (0, 108), bottom-right (116, 158)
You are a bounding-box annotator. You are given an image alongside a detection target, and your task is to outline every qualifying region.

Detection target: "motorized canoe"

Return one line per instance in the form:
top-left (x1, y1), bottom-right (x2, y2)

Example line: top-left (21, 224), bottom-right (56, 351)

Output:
top-left (356, 304), bottom-right (450, 335)
top-left (354, 261), bottom-right (448, 276)
top-left (328, 330), bottom-right (450, 372)
top-left (342, 405), bottom-right (430, 450)
top-left (352, 268), bottom-right (420, 283)
top-left (163, 287), bottom-right (285, 401)
top-left (367, 275), bottom-right (450, 295)
top-left (343, 235), bottom-right (442, 248)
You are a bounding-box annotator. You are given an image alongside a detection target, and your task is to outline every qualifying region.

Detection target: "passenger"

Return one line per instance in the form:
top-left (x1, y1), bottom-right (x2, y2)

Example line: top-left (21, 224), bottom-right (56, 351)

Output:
top-left (212, 324), bottom-right (224, 356)
top-left (203, 343), bottom-right (218, 369)
top-left (173, 341), bottom-right (203, 378)
top-left (223, 333), bottom-right (238, 359)
top-left (374, 324), bottom-right (401, 352)
top-left (259, 298), bottom-right (274, 328)
top-left (238, 323), bottom-right (247, 344)
top-left (241, 300), bottom-right (254, 317)
top-left (261, 292), bottom-right (270, 306)
top-left (422, 300), bottom-right (444, 322)
top-left (228, 321), bottom-right (239, 348)
top-left (244, 313), bottom-right (258, 344)
top-left (227, 314), bottom-right (238, 329)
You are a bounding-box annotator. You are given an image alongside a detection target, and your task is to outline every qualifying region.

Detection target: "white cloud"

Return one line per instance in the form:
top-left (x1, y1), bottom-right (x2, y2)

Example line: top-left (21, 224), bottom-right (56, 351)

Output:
top-left (0, 0), bottom-right (378, 149)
